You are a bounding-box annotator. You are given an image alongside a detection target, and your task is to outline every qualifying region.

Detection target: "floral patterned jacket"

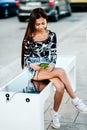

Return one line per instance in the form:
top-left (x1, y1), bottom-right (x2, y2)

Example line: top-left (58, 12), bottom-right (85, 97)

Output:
top-left (23, 30), bottom-right (57, 68)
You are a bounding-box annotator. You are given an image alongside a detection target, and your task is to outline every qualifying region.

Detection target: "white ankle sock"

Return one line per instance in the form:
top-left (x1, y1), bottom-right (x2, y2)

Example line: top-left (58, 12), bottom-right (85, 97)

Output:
top-left (72, 97), bottom-right (79, 104)
top-left (53, 110), bottom-right (58, 115)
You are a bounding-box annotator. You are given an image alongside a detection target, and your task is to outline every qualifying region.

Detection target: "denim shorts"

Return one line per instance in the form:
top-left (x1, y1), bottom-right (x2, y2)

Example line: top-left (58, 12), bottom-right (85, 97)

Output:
top-left (26, 57), bottom-right (50, 78)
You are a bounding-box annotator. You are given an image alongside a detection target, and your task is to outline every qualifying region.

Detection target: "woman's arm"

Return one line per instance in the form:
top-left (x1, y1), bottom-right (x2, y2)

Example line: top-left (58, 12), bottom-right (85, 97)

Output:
top-left (47, 32), bottom-right (57, 72)
top-left (23, 39), bottom-right (41, 71)
top-left (50, 32), bottom-right (57, 64)
top-left (22, 39), bottom-right (31, 68)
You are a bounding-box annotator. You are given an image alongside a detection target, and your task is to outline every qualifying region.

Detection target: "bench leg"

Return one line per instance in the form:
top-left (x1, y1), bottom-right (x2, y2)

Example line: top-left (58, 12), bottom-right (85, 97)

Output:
top-left (68, 64), bottom-right (76, 92)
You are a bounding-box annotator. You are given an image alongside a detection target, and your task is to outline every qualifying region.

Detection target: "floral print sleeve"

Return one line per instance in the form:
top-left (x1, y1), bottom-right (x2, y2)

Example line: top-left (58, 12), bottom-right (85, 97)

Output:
top-left (23, 39), bottom-right (32, 67)
top-left (49, 32), bottom-right (57, 64)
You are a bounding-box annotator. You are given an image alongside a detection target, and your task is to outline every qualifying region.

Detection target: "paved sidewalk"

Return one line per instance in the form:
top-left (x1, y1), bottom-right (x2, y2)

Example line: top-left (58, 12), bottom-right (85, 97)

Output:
top-left (44, 91), bottom-right (87, 130)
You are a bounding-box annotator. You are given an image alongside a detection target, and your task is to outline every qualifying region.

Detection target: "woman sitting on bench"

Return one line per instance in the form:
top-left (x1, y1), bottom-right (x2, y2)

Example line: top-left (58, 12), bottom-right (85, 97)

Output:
top-left (21, 8), bottom-right (87, 129)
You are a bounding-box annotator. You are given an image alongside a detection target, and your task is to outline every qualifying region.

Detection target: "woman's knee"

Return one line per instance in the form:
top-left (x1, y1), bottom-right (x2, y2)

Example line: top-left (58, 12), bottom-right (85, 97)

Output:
top-left (50, 78), bottom-right (65, 93)
top-left (56, 82), bottom-right (65, 93)
top-left (57, 68), bottom-right (67, 78)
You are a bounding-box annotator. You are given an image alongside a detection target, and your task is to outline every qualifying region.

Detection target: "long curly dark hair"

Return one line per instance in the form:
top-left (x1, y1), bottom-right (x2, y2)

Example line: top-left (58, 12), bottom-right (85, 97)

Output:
top-left (21, 8), bottom-right (48, 69)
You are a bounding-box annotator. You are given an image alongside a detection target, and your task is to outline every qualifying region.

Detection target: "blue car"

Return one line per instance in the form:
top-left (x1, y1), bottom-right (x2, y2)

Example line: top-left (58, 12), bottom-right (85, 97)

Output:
top-left (0, 0), bottom-right (19, 18)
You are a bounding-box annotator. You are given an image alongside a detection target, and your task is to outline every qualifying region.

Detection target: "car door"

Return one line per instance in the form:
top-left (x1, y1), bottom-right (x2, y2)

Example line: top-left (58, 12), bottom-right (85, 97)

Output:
top-left (58, 0), bottom-right (68, 14)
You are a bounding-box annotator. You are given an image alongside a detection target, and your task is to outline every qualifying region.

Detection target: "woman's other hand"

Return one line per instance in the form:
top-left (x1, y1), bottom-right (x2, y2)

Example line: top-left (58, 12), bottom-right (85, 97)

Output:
top-left (30, 62), bottom-right (41, 70)
top-left (47, 63), bottom-right (55, 72)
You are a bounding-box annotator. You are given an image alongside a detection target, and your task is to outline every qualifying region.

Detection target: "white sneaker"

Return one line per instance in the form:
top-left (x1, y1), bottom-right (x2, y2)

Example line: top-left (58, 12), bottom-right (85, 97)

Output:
top-left (72, 99), bottom-right (87, 113)
top-left (51, 110), bottom-right (60, 129)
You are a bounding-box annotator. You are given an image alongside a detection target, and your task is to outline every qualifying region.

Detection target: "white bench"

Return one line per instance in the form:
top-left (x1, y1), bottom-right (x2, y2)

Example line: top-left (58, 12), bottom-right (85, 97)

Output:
top-left (0, 55), bottom-right (76, 130)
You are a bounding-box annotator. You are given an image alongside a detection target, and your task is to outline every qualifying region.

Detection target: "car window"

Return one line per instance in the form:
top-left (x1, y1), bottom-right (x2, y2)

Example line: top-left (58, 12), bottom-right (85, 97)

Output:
top-left (19, 0), bottom-right (48, 2)
top-left (31, 0), bottom-right (48, 1)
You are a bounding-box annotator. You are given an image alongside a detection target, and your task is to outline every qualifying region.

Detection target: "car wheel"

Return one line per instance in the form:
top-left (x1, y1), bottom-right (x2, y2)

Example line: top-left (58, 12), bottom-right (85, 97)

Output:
top-left (52, 9), bottom-right (59, 22)
top-left (66, 3), bottom-right (72, 16)
top-left (18, 16), bottom-right (26, 22)
top-left (4, 8), bottom-right (9, 18)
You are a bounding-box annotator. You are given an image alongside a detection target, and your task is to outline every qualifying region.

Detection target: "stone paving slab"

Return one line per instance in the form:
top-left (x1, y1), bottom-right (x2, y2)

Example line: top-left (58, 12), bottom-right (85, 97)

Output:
top-left (48, 123), bottom-right (87, 130)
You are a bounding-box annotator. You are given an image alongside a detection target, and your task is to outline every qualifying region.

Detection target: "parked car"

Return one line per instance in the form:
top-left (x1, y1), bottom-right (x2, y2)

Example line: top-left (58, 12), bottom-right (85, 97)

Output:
top-left (17, 0), bottom-right (72, 22)
top-left (70, 0), bottom-right (87, 10)
top-left (0, 0), bottom-right (19, 18)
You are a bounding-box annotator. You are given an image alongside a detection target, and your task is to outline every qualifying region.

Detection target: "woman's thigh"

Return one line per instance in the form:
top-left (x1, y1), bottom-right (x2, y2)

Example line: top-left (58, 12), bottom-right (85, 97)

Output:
top-left (33, 67), bottom-right (63, 80)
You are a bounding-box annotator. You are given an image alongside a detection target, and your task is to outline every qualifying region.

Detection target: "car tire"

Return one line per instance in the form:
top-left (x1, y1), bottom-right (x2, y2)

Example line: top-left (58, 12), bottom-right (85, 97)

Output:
top-left (52, 9), bottom-right (59, 22)
top-left (18, 16), bottom-right (26, 22)
top-left (66, 3), bottom-right (72, 16)
top-left (4, 8), bottom-right (9, 18)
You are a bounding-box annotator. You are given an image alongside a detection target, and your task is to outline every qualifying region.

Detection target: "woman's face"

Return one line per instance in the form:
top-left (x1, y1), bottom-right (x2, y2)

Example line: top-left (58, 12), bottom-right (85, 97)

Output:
top-left (35, 17), bottom-right (47, 32)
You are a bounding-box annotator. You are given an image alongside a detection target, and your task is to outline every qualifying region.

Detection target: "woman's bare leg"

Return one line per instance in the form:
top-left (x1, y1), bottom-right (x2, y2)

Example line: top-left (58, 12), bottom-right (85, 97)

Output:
top-left (33, 67), bottom-right (87, 117)
top-left (33, 68), bottom-right (76, 99)
top-left (54, 68), bottom-right (76, 99)
top-left (50, 78), bottom-right (64, 111)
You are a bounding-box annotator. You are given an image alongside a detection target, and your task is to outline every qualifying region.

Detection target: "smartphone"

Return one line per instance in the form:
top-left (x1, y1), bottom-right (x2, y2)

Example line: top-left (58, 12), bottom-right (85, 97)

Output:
top-left (39, 63), bottom-right (49, 68)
